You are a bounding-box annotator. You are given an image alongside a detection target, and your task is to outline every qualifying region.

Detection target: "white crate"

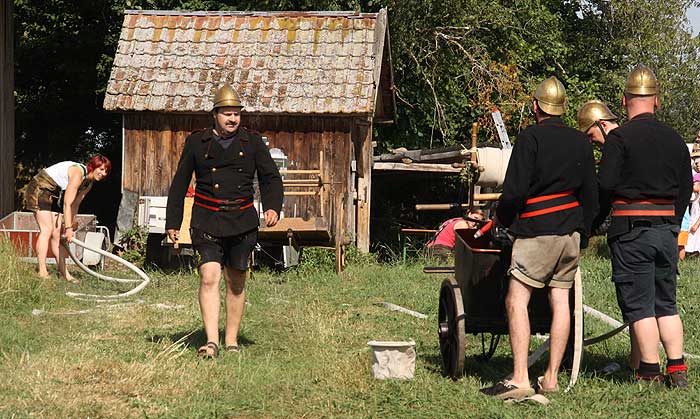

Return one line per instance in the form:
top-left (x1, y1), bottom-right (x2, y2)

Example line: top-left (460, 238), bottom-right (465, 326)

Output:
top-left (137, 196), bottom-right (168, 234)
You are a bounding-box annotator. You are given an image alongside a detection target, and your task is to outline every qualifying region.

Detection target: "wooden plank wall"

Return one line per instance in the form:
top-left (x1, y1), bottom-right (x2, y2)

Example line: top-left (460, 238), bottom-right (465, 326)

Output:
top-left (0, 0), bottom-right (14, 217)
top-left (247, 115), bottom-right (355, 245)
top-left (123, 113), bottom-right (356, 245)
top-left (354, 119), bottom-right (373, 252)
top-left (123, 113), bottom-right (209, 196)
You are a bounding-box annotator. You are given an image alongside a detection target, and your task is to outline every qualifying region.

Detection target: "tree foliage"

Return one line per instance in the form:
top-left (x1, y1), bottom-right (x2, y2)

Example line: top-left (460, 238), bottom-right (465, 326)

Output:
top-left (12, 0), bottom-right (700, 222)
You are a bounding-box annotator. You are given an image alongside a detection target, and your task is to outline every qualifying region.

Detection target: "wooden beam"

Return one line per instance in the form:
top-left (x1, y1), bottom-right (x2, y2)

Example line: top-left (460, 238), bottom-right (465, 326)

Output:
top-left (356, 120), bottom-right (372, 253)
top-left (415, 194), bottom-right (502, 211)
top-left (400, 228), bottom-right (437, 234)
top-left (279, 169), bottom-right (321, 175)
top-left (373, 162), bottom-right (462, 173)
top-left (0, 1), bottom-right (14, 217)
top-left (258, 217), bottom-right (331, 245)
top-left (283, 191), bottom-right (318, 196)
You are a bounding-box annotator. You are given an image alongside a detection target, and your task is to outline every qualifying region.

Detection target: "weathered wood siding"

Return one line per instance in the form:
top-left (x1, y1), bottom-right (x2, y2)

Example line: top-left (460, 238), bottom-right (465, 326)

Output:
top-left (123, 113), bottom-right (208, 197)
top-left (123, 112), bottom-right (358, 244)
top-left (246, 115), bottom-right (355, 244)
top-left (0, 0), bottom-right (14, 217)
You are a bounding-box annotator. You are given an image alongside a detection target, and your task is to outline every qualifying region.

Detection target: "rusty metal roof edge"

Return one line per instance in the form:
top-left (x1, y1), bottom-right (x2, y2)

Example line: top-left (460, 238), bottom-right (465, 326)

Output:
top-left (123, 9), bottom-right (378, 18)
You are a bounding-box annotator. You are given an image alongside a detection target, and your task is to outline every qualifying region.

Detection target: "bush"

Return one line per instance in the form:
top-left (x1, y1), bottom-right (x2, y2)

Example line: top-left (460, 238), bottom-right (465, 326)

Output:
top-left (118, 225), bottom-right (148, 267)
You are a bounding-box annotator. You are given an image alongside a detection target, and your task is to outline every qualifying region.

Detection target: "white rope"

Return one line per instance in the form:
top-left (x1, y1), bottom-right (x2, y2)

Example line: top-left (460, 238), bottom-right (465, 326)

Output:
top-left (564, 268), bottom-right (584, 392)
top-left (583, 304), bottom-right (700, 360)
top-left (61, 237), bottom-right (151, 299)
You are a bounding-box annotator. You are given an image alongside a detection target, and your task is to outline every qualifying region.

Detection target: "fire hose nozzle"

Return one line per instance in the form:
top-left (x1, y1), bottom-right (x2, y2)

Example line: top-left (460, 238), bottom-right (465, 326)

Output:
top-left (474, 219), bottom-right (494, 239)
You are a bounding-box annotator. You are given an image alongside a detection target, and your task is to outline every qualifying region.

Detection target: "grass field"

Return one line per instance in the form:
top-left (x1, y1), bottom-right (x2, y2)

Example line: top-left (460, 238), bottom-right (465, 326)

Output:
top-left (1, 238), bottom-right (700, 418)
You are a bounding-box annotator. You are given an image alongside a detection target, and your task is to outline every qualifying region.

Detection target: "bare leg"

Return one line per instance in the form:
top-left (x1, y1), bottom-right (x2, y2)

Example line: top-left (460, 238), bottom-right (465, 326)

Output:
top-left (33, 210), bottom-right (56, 278)
top-left (224, 268), bottom-right (248, 348)
top-left (658, 314), bottom-right (684, 360)
top-left (631, 317), bottom-right (661, 364)
top-left (53, 215), bottom-right (74, 282)
top-left (541, 286), bottom-right (570, 390)
top-left (505, 277), bottom-right (533, 388)
top-left (199, 262), bottom-right (222, 353)
top-left (629, 327), bottom-right (641, 370)
top-left (679, 247), bottom-right (686, 261)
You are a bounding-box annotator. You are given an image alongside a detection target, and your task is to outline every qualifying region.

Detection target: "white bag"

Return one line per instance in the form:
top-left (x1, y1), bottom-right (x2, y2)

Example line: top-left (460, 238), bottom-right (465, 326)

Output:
top-left (367, 340), bottom-right (416, 380)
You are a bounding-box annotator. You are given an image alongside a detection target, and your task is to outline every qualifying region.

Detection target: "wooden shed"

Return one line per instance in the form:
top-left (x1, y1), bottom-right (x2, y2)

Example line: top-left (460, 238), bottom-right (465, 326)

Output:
top-left (103, 10), bottom-right (395, 266)
top-left (0, 0), bottom-right (14, 218)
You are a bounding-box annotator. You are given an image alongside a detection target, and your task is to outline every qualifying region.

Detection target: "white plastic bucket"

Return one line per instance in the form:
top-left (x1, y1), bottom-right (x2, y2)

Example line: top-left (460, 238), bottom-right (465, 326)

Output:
top-left (367, 340), bottom-right (416, 380)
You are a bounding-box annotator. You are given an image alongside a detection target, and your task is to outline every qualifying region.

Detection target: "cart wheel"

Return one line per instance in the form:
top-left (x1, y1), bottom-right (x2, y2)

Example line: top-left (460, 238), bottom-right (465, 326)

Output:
top-left (438, 277), bottom-right (466, 379)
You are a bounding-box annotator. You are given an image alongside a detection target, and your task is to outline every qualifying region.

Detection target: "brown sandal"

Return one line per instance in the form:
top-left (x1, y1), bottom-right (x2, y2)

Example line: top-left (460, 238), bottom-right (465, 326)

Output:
top-left (197, 342), bottom-right (219, 359)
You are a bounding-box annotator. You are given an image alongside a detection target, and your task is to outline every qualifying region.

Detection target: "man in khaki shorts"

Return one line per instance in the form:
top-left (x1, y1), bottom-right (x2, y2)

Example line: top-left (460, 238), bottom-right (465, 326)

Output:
top-left (480, 76), bottom-right (598, 400)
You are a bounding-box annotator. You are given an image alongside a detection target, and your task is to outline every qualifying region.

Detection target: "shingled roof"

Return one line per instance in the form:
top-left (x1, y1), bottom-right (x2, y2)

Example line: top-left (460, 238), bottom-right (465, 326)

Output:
top-left (103, 9), bottom-right (395, 120)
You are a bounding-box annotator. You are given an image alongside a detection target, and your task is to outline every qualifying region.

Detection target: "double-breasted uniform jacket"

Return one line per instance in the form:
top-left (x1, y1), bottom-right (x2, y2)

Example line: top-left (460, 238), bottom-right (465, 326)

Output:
top-left (165, 127), bottom-right (283, 237)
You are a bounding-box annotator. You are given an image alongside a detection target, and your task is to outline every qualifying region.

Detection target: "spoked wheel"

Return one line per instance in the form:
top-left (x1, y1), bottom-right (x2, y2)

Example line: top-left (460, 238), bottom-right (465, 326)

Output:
top-left (438, 277), bottom-right (466, 379)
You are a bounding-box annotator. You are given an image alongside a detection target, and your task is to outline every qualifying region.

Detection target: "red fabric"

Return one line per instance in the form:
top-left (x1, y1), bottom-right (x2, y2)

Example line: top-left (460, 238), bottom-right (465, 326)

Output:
top-left (520, 201), bottom-right (580, 218)
top-left (194, 192), bottom-right (225, 204)
top-left (194, 201), bottom-right (221, 211)
top-left (428, 218), bottom-right (463, 248)
top-left (525, 190), bottom-right (575, 204)
top-left (667, 364), bottom-right (688, 374)
top-left (612, 199), bottom-right (674, 205)
top-left (611, 209), bottom-right (675, 216)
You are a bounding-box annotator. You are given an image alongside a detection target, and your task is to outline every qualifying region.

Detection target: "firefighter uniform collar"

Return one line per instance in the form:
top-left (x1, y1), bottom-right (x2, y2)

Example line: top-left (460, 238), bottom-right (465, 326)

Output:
top-left (626, 112), bottom-right (657, 124)
top-left (538, 116), bottom-right (565, 127)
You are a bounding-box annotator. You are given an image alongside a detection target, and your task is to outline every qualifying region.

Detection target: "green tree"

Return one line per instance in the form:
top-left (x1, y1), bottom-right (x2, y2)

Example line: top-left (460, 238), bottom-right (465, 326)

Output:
top-left (13, 0), bottom-right (700, 230)
top-left (563, 0), bottom-right (700, 138)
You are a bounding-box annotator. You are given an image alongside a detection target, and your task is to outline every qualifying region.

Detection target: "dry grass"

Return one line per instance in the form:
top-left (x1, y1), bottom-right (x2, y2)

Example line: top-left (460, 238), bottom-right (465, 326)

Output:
top-left (1, 244), bottom-right (700, 418)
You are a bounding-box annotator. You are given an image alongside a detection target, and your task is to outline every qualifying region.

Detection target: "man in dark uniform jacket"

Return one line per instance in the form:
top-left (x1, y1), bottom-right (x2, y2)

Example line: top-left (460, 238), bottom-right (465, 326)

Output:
top-left (481, 76), bottom-right (598, 399)
top-left (595, 65), bottom-right (691, 387)
top-left (166, 84), bottom-right (283, 358)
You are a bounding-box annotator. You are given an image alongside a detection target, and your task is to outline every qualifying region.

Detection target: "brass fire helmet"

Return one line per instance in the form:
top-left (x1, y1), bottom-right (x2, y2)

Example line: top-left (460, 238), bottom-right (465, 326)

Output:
top-left (212, 84), bottom-right (243, 110)
top-left (534, 76), bottom-right (567, 116)
top-left (577, 100), bottom-right (618, 132)
top-left (624, 64), bottom-right (659, 96)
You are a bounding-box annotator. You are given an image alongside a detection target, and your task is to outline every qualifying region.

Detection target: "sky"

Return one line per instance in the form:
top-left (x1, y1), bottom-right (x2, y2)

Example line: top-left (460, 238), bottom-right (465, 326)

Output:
top-left (689, 6), bottom-right (700, 35)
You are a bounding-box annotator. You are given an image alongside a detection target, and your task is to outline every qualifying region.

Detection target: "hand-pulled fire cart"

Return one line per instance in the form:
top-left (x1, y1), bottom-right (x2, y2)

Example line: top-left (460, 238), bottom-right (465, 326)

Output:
top-left (435, 226), bottom-right (583, 379)
top-left (409, 123), bottom-right (584, 382)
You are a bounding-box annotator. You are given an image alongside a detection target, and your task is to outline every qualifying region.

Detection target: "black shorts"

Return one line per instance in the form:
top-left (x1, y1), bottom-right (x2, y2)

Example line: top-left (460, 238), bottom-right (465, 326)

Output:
top-left (609, 225), bottom-right (679, 323)
top-left (190, 228), bottom-right (257, 271)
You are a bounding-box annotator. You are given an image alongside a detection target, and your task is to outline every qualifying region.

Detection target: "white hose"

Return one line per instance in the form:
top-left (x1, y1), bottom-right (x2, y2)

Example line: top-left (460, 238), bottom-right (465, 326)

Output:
top-left (61, 237), bottom-right (151, 299)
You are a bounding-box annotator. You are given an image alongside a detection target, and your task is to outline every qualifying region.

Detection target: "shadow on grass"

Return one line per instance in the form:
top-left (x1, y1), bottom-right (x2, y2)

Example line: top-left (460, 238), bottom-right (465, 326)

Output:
top-left (422, 351), bottom-right (513, 383)
top-left (148, 329), bottom-right (256, 351)
top-left (580, 351), bottom-right (637, 384)
top-left (423, 339), bottom-right (637, 386)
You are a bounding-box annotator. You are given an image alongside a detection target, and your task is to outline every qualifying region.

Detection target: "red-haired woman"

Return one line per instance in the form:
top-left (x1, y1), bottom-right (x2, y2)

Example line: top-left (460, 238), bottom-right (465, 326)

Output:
top-left (24, 155), bottom-right (111, 282)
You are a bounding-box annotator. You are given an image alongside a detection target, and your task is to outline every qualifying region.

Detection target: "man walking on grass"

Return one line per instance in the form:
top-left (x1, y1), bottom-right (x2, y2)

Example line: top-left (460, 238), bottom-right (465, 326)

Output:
top-left (166, 84), bottom-right (283, 358)
top-left (480, 76), bottom-right (598, 400)
top-left (594, 65), bottom-right (691, 387)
